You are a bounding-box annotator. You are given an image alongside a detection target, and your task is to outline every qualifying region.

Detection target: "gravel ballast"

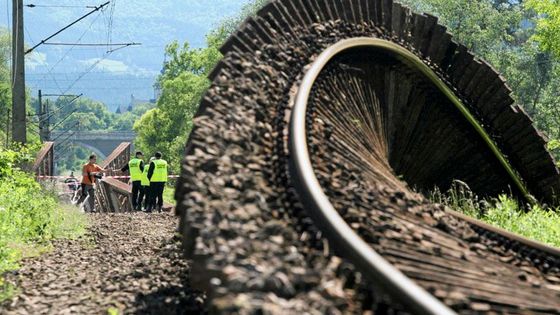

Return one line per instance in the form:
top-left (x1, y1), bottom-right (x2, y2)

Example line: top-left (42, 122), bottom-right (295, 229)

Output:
top-left (1, 212), bottom-right (204, 315)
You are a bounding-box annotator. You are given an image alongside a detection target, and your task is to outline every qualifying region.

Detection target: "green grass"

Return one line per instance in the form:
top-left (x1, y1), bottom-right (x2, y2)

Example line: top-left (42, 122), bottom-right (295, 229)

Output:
top-left (432, 181), bottom-right (560, 248)
top-left (0, 148), bottom-right (88, 302)
top-left (162, 184), bottom-right (176, 205)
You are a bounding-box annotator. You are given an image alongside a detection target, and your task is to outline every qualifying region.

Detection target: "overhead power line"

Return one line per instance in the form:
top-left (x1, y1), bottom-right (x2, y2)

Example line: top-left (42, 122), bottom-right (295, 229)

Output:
top-left (38, 94), bottom-right (83, 124)
top-left (106, 42), bottom-right (139, 53)
top-left (43, 42), bottom-right (141, 47)
top-left (26, 4), bottom-right (97, 9)
top-left (52, 123), bottom-right (79, 141)
top-left (25, 1), bottom-right (111, 55)
top-left (35, 12), bottom-right (104, 94)
top-left (51, 109), bottom-right (78, 131)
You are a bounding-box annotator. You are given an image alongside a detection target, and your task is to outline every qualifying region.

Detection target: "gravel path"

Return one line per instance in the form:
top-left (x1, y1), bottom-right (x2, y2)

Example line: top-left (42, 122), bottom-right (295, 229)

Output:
top-left (1, 212), bottom-right (205, 315)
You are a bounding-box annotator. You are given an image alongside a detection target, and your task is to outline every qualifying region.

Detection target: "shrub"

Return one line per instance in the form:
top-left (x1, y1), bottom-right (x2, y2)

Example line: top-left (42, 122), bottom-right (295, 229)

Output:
top-left (0, 147), bottom-right (86, 297)
top-left (432, 183), bottom-right (560, 247)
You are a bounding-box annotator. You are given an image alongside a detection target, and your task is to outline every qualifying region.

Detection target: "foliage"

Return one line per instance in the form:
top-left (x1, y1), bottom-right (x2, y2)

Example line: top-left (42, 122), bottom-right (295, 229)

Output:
top-left (548, 139), bottom-right (560, 164)
top-left (485, 196), bottom-right (560, 247)
top-left (433, 184), bottom-right (560, 247)
top-left (399, 0), bottom-right (560, 158)
top-left (526, 0), bottom-right (560, 59)
top-left (0, 28), bottom-right (11, 148)
top-left (134, 0), bottom-right (267, 172)
top-left (40, 96), bottom-right (153, 174)
top-left (111, 102), bottom-right (155, 131)
top-left (0, 28), bottom-right (10, 83)
top-left (0, 148), bottom-right (87, 301)
top-left (400, 0), bottom-right (522, 55)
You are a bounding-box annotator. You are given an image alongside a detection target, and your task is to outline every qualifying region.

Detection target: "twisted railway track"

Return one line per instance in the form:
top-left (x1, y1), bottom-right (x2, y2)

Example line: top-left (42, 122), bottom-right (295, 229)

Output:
top-left (175, 0), bottom-right (560, 313)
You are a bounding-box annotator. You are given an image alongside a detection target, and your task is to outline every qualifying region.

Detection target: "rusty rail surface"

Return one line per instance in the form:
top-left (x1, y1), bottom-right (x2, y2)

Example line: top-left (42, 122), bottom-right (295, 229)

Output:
top-left (32, 142), bottom-right (54, 177)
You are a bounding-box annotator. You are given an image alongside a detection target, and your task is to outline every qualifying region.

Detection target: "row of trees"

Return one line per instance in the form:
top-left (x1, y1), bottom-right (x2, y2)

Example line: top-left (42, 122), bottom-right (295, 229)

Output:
top-left (29, 97), bottom-right (154, 132)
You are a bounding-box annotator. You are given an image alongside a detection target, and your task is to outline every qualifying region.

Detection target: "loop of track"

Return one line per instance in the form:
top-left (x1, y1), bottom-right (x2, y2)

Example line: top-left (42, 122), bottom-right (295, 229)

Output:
top-left (176, 1), bottom-right (560, 313)
top-left (289, 37), bottom-right (560, 314)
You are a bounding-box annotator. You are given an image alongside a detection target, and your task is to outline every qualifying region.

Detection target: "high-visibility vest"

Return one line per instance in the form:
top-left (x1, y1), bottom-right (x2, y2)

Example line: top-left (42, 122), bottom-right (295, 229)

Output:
top-left (151, 159), bottom-right (168, 182)
top-left (128, 158), bottom-right (143, 182)
top-left (141, 166), bottom-right (150, 186)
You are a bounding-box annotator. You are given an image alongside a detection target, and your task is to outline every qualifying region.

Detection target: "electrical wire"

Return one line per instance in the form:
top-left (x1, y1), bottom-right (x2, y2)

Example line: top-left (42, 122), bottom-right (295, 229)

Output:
top-left (25, 1), bottom-right (110, 54)
top-left (42, 42), bottom-right (140, 46)
top-left (50, 109), bottom-right (77, 131)
top-left (26, 4), bottom-right (97, 9)
top-left (36, 94), bottom-right (83, 123)
top-left (62, 51), bottom-right (114, 94)
top-left (33, 11), bottom-right (104, 94)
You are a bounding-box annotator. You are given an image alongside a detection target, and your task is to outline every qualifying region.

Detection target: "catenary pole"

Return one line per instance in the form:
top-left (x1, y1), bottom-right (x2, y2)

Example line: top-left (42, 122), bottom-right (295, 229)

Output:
top-left (12, 0), bottom-right (26, 144)
top-left (38, 90), bottom-right (45, 141)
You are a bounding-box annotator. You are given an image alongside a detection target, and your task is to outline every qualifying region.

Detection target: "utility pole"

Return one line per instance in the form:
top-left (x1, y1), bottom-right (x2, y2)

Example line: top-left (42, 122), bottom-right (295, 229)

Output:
top-left (12, 0), bottom-right (26, 144)
top-left (5, 109), bottom-right (9, 148)
top-left (44, 99), bottom-right (50, 141)
top-left (38, 90), bottom-right (45, 141)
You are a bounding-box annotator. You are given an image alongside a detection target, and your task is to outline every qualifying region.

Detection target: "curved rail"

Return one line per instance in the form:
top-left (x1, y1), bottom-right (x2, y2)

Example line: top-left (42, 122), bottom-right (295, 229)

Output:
top-left (289, 37), bottom-right (458, 315)
top-left (179, 0), bottom-right (560, 312)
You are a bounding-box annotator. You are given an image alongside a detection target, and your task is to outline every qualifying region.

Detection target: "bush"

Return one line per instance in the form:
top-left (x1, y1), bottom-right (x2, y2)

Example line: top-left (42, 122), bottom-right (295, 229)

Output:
top-left (485, 196), bottom-right (560, 247)
top-left (432, 183), bottom-right (560, 247)
top-left (0, 147), bottom-right (86, 296)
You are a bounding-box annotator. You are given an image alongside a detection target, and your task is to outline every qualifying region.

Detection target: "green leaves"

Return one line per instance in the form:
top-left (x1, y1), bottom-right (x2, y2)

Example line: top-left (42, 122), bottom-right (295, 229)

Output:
top-left (133, 0), bottom-right (267, 173)
top-left (526, 0), bottom-right (560, 58)
top-left (0, 147), bottom-right (87, 301)
top-left (134, 35), bottom-right (218, 172)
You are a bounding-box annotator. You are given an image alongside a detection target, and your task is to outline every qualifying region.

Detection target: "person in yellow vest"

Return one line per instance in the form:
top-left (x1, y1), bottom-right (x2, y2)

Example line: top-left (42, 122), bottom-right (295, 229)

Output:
top-left (120, 151), bottom-right (145, 211)
top-left (147, 151), bottom-right (167, 212)
top-left (138, 157), bottom-right (154, 211)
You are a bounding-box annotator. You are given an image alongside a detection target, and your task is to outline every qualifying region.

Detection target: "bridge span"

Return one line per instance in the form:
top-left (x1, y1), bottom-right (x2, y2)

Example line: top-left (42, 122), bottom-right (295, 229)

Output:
top-left (50, 131), bottom-right (136, 159)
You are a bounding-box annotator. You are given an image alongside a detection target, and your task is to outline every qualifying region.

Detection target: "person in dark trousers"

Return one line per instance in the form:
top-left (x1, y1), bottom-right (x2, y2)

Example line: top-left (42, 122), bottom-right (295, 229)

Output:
top-left (139, 157), bottom-right (154, 211)
top-left (79, 154), bottom-right (110, 212)
top-left (120, 151), bottom-right (145, 211)
top-left (147, 152), bottom-right (167, 212)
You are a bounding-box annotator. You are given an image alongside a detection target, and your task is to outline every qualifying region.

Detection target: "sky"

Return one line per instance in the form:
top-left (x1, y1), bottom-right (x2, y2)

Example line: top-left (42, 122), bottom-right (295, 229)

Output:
top-left (2, 0), bottom-right (251, 111)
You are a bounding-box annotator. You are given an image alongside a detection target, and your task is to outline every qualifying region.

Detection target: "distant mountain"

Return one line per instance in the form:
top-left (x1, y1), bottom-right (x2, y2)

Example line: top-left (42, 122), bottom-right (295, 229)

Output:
top-left (4, 0), bottom-right (250, 111)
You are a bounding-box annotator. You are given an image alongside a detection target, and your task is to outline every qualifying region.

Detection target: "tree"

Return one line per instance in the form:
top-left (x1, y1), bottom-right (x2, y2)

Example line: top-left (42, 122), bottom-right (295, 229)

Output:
top-left (133, 0), bottom-right (268, 172)
top-left (401, 0), bottom-right (560, 144)
top-left (526, 0), bottom-right (560, 58)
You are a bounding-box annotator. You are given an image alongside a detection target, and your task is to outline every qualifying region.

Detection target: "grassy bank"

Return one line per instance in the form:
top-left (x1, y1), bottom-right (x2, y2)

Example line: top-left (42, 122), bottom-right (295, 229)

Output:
top-left (432, 182), bottom-right (560, 247)
top-left (0, 148), bottom-right (87, 301)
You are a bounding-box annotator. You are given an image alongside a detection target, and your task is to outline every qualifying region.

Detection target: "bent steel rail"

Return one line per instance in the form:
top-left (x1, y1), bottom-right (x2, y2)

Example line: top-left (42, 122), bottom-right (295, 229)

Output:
top-left (289, 37), bottom-right (458, 315)
top-left (289, 35), bottom-right (560, 315)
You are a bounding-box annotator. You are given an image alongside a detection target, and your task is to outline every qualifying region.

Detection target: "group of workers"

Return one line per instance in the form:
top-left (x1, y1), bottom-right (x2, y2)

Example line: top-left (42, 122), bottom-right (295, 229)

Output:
top-left (80, 151), bottom-right (168, 212)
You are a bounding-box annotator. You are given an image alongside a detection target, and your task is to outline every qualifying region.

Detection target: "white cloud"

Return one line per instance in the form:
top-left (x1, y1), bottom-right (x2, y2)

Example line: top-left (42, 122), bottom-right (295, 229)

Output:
top-left (79, 58), bottom-right (159, 77)
top-left (81, 58), bottom-right (129, 73)
top-left (25, 52), bottom-right (48, 70)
